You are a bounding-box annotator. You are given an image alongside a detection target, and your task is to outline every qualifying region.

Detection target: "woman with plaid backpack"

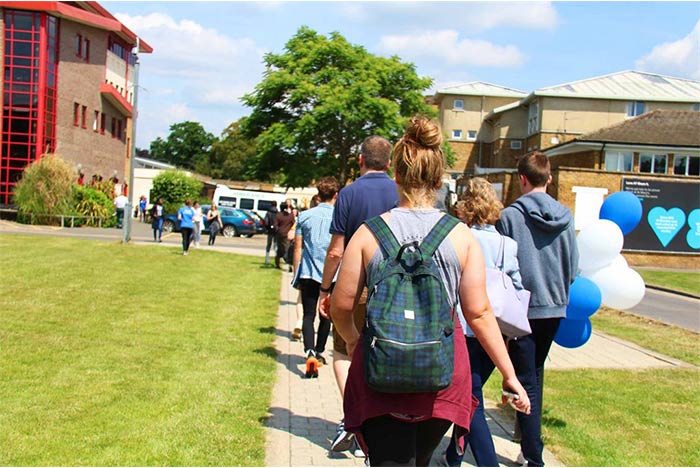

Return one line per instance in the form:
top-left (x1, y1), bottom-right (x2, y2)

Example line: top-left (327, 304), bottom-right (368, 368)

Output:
top-left (331, 115), bottom-right (530, 466)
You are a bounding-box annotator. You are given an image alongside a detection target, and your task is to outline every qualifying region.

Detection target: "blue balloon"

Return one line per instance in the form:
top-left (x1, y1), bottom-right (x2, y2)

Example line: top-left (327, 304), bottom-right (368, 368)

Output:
top-left (599, 191), bottom-right (643, 235)
top-left (567, 276), bottom-right (602, 320)
top-left (554, 318), bottom-right (592, 349)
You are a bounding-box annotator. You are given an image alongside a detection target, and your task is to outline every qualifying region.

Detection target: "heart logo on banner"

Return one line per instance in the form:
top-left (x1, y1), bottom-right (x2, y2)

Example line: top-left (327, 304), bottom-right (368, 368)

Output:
top-left (687, 209), bottom-right (700, 250)
top-left (648, 207), bottom-right (686, 247)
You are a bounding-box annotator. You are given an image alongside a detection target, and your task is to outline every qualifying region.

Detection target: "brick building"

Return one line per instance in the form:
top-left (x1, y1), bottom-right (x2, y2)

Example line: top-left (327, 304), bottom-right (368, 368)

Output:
top-left (0, 1), bottom-right (152, 205)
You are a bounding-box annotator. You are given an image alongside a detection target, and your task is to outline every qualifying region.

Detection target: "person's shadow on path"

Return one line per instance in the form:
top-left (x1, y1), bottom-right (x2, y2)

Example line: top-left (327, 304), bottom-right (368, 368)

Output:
top-left (263, 406), bottom-right (355, 459)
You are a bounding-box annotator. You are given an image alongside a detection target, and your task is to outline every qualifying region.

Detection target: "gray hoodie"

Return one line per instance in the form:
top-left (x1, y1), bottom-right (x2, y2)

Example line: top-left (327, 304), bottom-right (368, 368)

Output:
top-left (496, 192), bottom-right (579, 320)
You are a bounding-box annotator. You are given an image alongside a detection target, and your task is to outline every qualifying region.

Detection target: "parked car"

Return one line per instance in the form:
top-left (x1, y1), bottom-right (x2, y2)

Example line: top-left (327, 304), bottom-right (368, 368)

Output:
top-left (162, 205), bottom-right (256, 238)
top-left (241, 209), bottom-right (266, 235)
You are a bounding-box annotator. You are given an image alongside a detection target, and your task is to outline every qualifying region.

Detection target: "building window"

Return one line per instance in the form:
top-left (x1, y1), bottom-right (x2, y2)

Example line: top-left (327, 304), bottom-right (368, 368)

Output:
top-left (453, 99), bottom-right (464, 111)
top-left (117, 119), bottom-right (123, 140)
top-left (93, 111), bottom-right (99, 132)
top-left (83, 38), bottom-right (90, 62)
top-left (510, 140), bottom-right (522, 150)
top-left (527, 101), bottom-right (539, 135)
top-left (673, 155), bottom-right (700, 176)
top-left (75, 33), bottom-right (82, 56)
top-left (81, 105), bottom-right (87, 128)
top-left (604, 151), bottom-right (633, 172)
top-left (467, 130), bottom-right (477, 141)
top-left (111, 117), bottom-right (117, 137)
top-left (73, 103), bottom-right (80, 126)
top-left (451, 129), bottom-right (462, 139)
top-left (692, 103), bottom-right (700, 112)
top-left (626, 101), bottom-right (646, 118)
top-left (639, 153), bottom-right (667, 174)
top-left (100, 113), bottom-right (106, 134)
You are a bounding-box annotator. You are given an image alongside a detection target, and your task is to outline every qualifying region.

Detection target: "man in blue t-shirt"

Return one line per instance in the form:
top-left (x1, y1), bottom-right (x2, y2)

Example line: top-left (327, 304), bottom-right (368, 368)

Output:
top-left (317, 135), bottom-right (398, 455)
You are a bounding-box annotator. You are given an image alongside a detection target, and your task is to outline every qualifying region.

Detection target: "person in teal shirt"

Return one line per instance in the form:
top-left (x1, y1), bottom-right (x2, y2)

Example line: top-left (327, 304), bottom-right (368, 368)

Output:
top-left (178, 199), bottom-right (195, 256)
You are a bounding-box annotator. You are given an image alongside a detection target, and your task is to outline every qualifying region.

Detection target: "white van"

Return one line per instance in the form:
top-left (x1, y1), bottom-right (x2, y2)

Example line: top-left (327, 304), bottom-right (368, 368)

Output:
top-left (212, 185), bottom-right (289, 219)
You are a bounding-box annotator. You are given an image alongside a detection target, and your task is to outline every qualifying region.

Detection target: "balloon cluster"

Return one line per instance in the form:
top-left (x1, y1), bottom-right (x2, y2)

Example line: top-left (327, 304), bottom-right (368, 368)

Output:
top-left (554, 191), bottom-right (646, 348)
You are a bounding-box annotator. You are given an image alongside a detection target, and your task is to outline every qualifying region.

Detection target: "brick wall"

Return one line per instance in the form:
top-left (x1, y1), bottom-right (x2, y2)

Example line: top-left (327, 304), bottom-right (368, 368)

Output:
top-left (55, 19), bottom-right (129, 181)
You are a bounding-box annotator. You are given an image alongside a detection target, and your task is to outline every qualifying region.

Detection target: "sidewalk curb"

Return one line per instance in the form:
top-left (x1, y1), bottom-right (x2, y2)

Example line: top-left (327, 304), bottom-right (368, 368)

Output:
top-left (645, 284), bottom-right (700, 300)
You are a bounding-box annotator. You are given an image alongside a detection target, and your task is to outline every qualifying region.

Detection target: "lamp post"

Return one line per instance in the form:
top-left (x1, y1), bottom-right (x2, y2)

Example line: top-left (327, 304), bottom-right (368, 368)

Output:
top-left (123, 37), bottom-right (140, 244)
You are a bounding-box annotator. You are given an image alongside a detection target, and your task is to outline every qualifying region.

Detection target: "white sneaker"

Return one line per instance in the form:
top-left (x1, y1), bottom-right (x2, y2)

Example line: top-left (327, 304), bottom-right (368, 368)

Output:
top-left (516, 451), bottom-right (527, 466)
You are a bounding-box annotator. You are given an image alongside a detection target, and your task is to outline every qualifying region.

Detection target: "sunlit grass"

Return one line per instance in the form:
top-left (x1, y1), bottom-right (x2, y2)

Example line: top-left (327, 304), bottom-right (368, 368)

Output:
top-left (0, 235), bottom-right (281, 465)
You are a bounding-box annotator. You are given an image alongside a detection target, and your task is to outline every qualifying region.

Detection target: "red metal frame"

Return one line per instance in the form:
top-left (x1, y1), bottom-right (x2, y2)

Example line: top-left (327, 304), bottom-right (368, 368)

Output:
top-left (1, 10), bottom-right (58, 204)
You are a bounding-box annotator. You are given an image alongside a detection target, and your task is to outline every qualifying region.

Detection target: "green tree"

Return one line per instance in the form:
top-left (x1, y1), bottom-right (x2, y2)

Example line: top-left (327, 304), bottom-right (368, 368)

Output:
top-left (209, 118), bottom-right (262, 181)
top-left (242, 27), bottom-right (436, 186)
top-left (150, 170), bottom-right (203, 214)
top-left (149, 121), bottom-right (216, 172)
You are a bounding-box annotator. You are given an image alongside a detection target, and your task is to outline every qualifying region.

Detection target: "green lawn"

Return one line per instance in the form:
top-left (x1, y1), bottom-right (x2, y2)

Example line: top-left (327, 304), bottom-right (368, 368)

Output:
top-left (0, 235), bottom-right (281, 465)
top-left (484, 307), bottom-right (699, 466)
top-left (636, 268), bottom-right (700, 296)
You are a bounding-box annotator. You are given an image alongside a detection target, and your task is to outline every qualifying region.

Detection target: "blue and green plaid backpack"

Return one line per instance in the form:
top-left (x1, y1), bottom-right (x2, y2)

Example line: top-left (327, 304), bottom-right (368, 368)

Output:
top-left (363, 214), bottom-right (459, 394)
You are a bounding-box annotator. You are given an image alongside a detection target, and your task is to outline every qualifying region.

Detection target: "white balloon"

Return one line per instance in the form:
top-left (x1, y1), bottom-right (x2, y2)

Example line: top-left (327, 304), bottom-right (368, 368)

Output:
top-left (577, 219), bottom-right (624, 272)
top-left (580, 254), bottom-right (629, 276)
top-left (587, 265), bottom-right (646, 310)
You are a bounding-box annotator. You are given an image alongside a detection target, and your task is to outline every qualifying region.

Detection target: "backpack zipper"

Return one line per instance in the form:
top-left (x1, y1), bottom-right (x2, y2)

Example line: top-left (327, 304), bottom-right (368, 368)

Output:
top-left (371, 336), bottom-right (441, 348)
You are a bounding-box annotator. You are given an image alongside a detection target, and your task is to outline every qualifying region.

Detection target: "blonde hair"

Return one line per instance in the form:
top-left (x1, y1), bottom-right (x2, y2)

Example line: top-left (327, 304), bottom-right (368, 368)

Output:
top-left (460, 177), bottom-right (503, 226)
top-left (393, 115), bottom-right (444, 207)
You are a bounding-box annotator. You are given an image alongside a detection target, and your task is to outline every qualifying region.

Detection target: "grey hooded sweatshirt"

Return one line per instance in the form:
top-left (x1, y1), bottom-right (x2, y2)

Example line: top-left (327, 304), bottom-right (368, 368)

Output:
top-left (496, 192), bottom-right (579, 320)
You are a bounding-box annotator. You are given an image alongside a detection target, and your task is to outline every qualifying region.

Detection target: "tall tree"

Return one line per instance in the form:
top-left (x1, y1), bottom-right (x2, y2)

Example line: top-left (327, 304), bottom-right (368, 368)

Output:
top-left (149, 121), bottom-right (216, 172)
top-left (242, 27), bottom-right (435, 187)
top-left (210, 118), bottom-right (266, 182)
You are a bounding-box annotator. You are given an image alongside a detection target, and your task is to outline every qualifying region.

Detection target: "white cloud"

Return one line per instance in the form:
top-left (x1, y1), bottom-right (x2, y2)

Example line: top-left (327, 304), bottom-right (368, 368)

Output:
top-left (340, 2), bottom-right (558, 32)
top-left (378, 30), bottom-right (525, 68)
top-left (635, 21), bottom-right (700, 80)
top-left (113, 12), bottom-right (267, 145)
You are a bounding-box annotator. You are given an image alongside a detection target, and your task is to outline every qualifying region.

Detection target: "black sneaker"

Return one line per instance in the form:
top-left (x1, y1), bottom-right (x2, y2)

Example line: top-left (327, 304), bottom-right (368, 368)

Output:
top-left (329, 419), bottom-right (354, 452)
top-left (316, 353), bottom-right (327, 367)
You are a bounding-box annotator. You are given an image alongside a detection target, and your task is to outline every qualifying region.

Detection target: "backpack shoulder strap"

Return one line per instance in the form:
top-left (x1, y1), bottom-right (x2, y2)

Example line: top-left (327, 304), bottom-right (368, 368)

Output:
top-left (420, 215), bottom-right (460, 259)
top-left (365, 215), bottom-right (401, 258)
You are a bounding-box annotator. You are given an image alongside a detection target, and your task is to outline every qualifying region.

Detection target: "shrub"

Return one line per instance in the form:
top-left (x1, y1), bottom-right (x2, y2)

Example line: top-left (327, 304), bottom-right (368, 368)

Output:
top-left (151, 170), bottom-right (203, 214)
top-left (72, 185), bottom-right (116, 227)
top-left (13, 154), bottom-right (74, 224)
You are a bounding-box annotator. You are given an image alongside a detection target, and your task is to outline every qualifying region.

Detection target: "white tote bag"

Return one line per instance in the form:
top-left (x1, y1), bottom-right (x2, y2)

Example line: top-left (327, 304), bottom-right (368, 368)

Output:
top-left (486, 236), bottom-right (532, 338)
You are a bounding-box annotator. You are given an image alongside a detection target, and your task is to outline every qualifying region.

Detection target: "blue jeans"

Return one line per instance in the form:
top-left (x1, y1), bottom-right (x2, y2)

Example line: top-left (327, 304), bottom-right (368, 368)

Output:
top-left (507, 318), bottom-right (561, 467)
top-left (446, 336), bottom-right (499, 467)
top-left (152, 218), bottom-right (163, 240)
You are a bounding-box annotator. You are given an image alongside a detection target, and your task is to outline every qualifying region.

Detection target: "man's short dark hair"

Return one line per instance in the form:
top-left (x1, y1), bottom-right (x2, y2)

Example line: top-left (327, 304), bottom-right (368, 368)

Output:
top-left (316, 176), bottom-right (340, 202)
top-left (518, 151), bottom-right (551, 188)
top-left (361, 135), bottom-right (392, 170)
top-left (270, 200), bottom-right (277, 207)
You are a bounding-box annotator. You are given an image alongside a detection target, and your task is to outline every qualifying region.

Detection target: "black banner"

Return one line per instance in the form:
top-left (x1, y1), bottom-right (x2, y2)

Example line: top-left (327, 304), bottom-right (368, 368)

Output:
top-left (622, 178), bottom-right (700, 253)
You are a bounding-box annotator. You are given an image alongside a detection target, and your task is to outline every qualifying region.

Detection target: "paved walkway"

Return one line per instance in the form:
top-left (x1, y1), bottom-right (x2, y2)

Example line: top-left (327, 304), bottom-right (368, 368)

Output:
top-left (264, 271), bottom-right (694, 467)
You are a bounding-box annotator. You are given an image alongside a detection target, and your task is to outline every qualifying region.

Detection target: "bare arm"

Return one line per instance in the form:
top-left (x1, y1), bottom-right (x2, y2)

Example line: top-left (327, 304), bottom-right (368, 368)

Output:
top-left (293, 234), bottom-right (303, 275)
top-left (329, 226), bottom-right (371, 356)
top-left (317, 233), bottom-right (345, 318)
top-left (454, 224), bottom-right (531, 414)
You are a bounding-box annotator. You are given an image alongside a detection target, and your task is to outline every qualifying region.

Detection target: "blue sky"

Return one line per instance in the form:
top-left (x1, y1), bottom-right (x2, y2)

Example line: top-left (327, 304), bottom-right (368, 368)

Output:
top-left (102, 1), bottom-right (700, 149)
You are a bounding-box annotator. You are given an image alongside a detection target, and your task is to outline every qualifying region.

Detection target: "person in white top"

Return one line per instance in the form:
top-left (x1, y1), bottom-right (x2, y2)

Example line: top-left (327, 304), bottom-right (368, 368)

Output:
top-left (192, 201), bottom-right (203, 248)
top-left (114, 194), bottom-right (129, 228)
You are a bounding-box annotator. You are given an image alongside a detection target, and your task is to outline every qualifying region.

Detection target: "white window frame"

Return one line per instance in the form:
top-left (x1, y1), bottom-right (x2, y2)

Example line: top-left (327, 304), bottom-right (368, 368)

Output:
top-left (453, 99), bottom-right (464, 111)
top-left (639, 153), bottom-right (667, 174)
top-left (451, 129), bottom-right (462, 139)
top-left (466, 130), bottom-right (477, 141)
top-left (626, 101), bottom-right (646, 118)
top-left (510, 140), bottom-right (522, 150)
top-left (604, 150), bottom-right (633, 172)
top-left (673, 155), bottom-right (700, 176)
top-left (527, 101), bottom-right (539, 135)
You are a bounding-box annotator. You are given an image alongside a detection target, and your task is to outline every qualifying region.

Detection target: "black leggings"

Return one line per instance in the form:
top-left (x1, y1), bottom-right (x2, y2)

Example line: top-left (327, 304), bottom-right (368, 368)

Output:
top-left (361, 415), bottom-right (452, 466)
top-left (299, 279), bottom-right (331, 354)
top-left (181, 227), bottom-right (193, 252)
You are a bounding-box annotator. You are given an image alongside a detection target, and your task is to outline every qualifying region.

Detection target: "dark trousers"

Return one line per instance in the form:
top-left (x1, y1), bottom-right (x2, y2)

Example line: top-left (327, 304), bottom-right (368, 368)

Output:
top-left (507, 317), bottom-right (562, 467)
top-left (361, 414), bottom-right (452, 466)
top-left (181, 227), bottom-right (193, 252)
top-left (299, 279), bottom-right (331, 355)
top-left (446, 336), bottom-right (499, 467)
top-left (152, 218), bottom-right (163, 240)
top-left (116, 207), bottom-right (124, 228)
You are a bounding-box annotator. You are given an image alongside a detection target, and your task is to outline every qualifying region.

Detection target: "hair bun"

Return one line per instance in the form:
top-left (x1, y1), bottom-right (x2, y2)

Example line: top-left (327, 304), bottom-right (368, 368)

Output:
top-left (406, 115), bottom-right (442, 149)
